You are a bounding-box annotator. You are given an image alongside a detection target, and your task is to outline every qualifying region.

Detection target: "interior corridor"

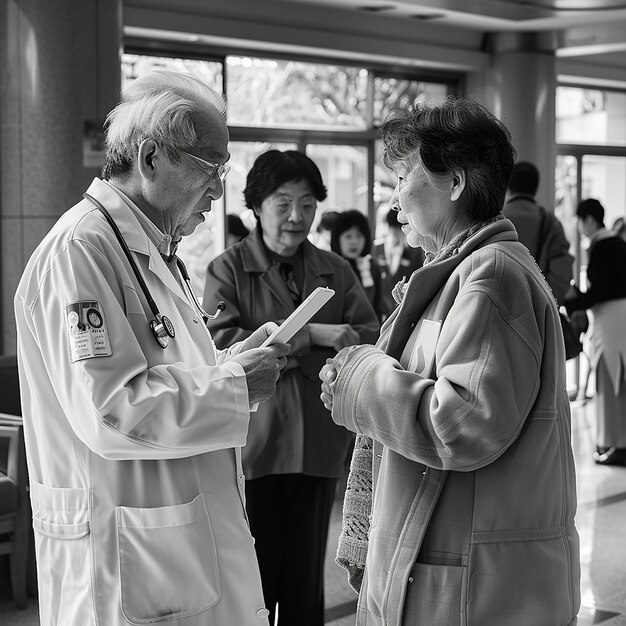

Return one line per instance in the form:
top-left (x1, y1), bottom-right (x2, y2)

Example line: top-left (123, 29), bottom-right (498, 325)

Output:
top-left (1, 397), bottom-right (625, 625)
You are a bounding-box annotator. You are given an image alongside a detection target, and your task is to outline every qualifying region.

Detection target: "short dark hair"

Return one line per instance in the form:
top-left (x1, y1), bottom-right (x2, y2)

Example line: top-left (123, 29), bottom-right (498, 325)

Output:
top-left (330, 209), bottom-right (373, 257)
top-left (227, 213), bottom-right (249, 240)
top-left (317, 210), bottom-right (341, 234)
top-left (576, 198), bottom-right (605, 226)
top-left (243, 150), bottom-right (327, 212)
top-left (381, 98), bottom-right (515, 221)
top-left (508, 161), bottom-right (539, 195)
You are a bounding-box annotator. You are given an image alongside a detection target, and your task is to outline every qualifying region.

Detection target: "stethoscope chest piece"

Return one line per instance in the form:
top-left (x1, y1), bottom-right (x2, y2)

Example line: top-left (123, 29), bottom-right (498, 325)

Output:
top-left (150, 314), bottom-right (176, 349)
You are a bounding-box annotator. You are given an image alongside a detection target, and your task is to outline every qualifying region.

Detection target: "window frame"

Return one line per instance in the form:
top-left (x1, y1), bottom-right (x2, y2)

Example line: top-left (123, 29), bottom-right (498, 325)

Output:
top-left (124, 38), bottom-right (460, 230)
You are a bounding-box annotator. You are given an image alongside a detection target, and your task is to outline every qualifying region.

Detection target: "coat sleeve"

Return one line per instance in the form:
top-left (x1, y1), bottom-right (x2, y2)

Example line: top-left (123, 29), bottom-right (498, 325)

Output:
top-left (541, 216), bottom-right (573, 307)
top-left (203, 250), bottom-right (258, 350)
top-left (566, 238), bottom-right (626, 312)
top-left (21, 239), bottom-right (250, 461)
top-left (330, 288), bottom-right (542, 471)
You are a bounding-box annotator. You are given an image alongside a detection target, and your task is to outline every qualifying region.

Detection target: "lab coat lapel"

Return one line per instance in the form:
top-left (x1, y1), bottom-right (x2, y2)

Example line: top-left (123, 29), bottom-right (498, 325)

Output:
top-left (85, 178), bottom-right (189, 309)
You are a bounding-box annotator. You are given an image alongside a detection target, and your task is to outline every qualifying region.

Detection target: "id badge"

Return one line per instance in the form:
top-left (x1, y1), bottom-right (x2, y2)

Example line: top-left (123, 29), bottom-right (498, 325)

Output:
top-left (65, 300), bottom-right (112, 362)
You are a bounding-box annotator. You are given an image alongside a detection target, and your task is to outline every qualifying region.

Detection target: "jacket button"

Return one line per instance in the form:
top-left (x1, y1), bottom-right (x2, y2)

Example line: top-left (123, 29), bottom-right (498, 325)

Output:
top-left (408, 577), bottom-right (414, 583)
top-left (256, 608), bottom-right (270, 618)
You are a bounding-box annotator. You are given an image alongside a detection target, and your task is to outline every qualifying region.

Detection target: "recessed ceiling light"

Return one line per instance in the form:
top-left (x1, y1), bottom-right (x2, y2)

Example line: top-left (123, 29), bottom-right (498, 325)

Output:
top-left (409, 13), bottom-right (445, 20)
top-left (358, 4), bottom-right (395, 12)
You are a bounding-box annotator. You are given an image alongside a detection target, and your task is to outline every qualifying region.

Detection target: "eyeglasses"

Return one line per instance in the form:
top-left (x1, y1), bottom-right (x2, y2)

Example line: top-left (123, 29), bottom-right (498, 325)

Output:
top-left (181, 151), bottom-right (231, 183)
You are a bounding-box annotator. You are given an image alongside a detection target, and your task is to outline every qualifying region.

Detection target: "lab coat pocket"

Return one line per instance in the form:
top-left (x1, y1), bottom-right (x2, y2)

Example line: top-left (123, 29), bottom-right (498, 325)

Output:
top-left (402, 562), bottom-right (468, 626)
top-left (116, 493), bottom-right (220, 624)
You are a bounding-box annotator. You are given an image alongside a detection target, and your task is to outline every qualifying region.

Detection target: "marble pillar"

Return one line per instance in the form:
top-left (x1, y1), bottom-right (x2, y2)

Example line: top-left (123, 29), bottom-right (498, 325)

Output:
top-left (465, 33), bottom-right (557, 213)
top-left (0, 0), bottom-right (122, 352)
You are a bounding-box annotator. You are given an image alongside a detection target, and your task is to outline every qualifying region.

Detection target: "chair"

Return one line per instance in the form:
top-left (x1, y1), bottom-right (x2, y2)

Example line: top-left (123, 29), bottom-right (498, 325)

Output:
top-left (0, 354), bottom-right (34, 609)
top-left (0, 413), bottom-right (30, 609)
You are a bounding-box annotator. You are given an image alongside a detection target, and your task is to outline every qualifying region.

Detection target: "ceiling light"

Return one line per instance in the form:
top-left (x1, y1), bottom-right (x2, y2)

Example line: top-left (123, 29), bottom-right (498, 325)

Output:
top-left (409, 13), bottom-right (445, 20)
top-left (358, 4), bottom-right (395, 12)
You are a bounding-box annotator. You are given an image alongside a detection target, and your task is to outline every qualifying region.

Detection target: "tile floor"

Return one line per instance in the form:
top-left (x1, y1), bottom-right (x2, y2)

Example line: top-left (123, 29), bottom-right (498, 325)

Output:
top-left (1, 397), bottom-right (625, 625)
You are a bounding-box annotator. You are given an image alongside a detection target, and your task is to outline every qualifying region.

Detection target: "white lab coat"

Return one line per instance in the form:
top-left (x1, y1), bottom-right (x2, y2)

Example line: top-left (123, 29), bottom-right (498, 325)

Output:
top-left (14, 178), bottom-right (270, 625)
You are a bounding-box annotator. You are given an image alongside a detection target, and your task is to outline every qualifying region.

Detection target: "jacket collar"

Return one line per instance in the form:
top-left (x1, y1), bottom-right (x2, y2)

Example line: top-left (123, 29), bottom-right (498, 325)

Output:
top-left (239, 226), bottom-right (337, 308)
top-left (241, 226), bottom-right (336, 274)
top-left (385, 216), bottom-right (518, 358)
top-left (588, 226), bottom-right (614, 250)
top-left (505, 193), bottom-right (536, 205)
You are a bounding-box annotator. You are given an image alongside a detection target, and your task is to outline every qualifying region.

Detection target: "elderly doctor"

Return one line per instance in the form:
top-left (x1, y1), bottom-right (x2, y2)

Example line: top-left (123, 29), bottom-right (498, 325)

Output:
top-left (14, 70), bottom-right (289, 626)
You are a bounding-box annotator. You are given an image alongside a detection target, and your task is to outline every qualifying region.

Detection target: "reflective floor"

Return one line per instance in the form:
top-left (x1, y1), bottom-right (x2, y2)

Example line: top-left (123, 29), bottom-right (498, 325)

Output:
top-left (1, 397), bottom-right (625, 625)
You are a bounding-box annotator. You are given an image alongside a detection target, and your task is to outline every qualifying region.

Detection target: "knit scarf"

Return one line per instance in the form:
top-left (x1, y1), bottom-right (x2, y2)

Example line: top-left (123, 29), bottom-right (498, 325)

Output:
top-left (335, 215), bottom-right (503, 592)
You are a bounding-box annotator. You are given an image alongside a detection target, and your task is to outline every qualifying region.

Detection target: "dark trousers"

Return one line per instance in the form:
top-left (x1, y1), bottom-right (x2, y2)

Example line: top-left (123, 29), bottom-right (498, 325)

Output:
top-left (245, 474), bottom-right (338, 626)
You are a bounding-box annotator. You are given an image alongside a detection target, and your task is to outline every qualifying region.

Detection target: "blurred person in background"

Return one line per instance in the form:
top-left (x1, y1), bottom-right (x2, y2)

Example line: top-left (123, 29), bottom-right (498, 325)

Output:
top-left (566, 198), bottom-right (626, 466)
top-left (203, 149), bottom-right (379, 626)
top-left (330, 209), bottom-right (383, 321)
top-left (503, 161), bottom-right (573, 306)
top-left (311, 208), bottom-right (341, 251)
top-left (320, 98), bottom-right (580, 625)
top-left (372, 206), bottom-right (425, 321)
top-left (226, 212), bottom-right (250, 247)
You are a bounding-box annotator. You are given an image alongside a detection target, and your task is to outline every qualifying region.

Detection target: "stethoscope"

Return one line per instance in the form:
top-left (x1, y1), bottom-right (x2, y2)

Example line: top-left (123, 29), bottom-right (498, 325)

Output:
top-left (83, 193), bottom-right (225, 348)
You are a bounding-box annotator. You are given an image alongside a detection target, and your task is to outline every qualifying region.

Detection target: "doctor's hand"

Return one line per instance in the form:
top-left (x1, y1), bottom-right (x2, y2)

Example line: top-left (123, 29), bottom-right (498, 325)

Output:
top-left (308, 323), bottom-right (360, 352)
top-left (229, 343), bottom-right (290, 407)
top-left (239, 322), bottom-right (280, 352)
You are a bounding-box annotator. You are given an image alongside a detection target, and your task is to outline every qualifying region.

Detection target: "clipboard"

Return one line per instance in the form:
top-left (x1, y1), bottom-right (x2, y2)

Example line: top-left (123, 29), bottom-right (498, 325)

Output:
top-left (261, 286), bottom-right (335, 347)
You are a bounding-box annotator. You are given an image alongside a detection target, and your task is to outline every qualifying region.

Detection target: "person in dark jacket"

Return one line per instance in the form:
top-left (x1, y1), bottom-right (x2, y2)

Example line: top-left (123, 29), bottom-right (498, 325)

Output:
top-left (372, 207), bottom-right (425, 321)
top-left (503, 161), bottom-right (573, 305)
top-left (203, 150), bottom-right (380, 626)
top-left (565, 198), bottom-right (626, 465)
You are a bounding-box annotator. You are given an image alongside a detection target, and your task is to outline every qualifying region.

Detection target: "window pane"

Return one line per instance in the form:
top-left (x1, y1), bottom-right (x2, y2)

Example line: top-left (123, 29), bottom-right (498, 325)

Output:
top-left (122, 53), bottom-right (223, 92)
top-left (306, 145), bottom-right (368, 215)
top-left (581, 155), bottom-right (626, 231)
top-left (226, 57), bottom-right (368, 129)
top-left (374, 77), bottom-right (448, 126)
top-left (556, 86), bottom-right (626, 146)
top-left (373, 139), bottom-right (398, 240)
top-left (555, 155), bottom-right (578, 253)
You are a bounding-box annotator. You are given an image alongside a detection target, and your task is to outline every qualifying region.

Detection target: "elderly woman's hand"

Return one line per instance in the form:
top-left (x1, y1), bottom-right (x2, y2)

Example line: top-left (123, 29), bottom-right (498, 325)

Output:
top-left (319, 358), bottom-right (337, 411)
top-left (319, 347), bottom-right (356, 411)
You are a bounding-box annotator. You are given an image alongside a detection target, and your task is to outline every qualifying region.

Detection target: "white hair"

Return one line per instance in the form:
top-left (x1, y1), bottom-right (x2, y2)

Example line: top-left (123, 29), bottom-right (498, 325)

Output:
top-left (103, 70), bottom-right (226, 180)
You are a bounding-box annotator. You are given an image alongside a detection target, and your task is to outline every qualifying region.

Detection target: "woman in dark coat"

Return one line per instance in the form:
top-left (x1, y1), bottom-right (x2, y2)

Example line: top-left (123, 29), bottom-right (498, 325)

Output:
top-left (203, 150), bottom-right (379, 626)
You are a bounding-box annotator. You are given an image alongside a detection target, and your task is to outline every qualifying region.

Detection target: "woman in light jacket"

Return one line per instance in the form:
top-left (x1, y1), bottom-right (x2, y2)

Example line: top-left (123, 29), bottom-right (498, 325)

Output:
top-left (566, 198), bottom-right (626, 465)
top-left (203, 150), bottom-right (380, 626)
top-left (320, 98), bottom-right (580, 625)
